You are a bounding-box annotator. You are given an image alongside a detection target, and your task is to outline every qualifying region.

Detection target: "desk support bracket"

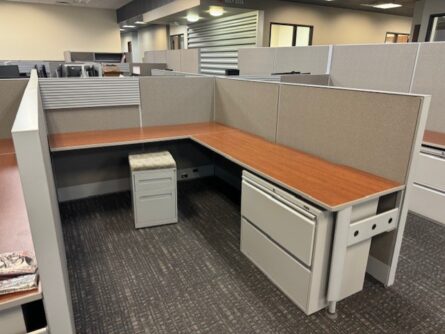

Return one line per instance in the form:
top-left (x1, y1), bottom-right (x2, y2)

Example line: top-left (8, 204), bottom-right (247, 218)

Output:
top-left (326, 206), bottom-right (352, 315)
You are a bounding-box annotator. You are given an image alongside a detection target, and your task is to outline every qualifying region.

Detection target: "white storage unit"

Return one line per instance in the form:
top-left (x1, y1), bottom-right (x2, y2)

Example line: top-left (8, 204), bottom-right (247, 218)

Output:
top-left (410, 147), bottom-right (445, 224)
top-left (240, 171), bottom-right (380, 315)
top-left (129, 152), bottom-right (177, 228)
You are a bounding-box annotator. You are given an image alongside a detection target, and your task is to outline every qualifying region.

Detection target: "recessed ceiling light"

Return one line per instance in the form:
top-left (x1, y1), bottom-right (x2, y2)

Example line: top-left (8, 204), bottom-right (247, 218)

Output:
top-left (123, 25), bottom-right (136, 28)
top-left (363, 2), bottom-right (402, 9)
top-left (120, 29), bottom-right (126, 32)
top-left (186, 14), bottom-right (200, 23)
top-left (135, 21), bottom-right (145, 25)
top-left (209, 6), bottom-right (224, 17)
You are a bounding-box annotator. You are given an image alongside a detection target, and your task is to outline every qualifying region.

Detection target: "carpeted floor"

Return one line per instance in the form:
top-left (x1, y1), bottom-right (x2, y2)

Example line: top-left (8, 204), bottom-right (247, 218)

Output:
top-left (60, 177), bottom-right (445, 334)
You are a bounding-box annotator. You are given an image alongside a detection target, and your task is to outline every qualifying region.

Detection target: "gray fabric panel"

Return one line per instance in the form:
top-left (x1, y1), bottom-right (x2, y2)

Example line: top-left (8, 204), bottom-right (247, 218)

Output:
top-left (274, 46), bottom-right (330, 75)
top-left (330, 44), bottom-right (419, 92)
top-left (411, 42), bottom-right (445, 133)
top-left (46, 106), bottom-right (140, 134)
top-left (238, 48), bottom-right (275, 75)
top-left (281, 74), bottom-right (330, 86)
top-left (180, 49), bottom-right (200, 74)
top-left (167, 50), bottom-right (181, 71)
top-left (0, 79), bottom-right (28, 139)
top-left (215, 78), bottom-right (279, 142)
top-left (277, 85), bottom-right (422, 183)
top-left (140, 77), bottom-right (214, 127)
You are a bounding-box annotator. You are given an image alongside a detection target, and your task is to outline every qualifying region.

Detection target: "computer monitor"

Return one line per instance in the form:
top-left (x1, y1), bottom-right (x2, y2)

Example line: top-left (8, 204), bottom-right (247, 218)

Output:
top-left (0, 65), bottom-right (20, 78)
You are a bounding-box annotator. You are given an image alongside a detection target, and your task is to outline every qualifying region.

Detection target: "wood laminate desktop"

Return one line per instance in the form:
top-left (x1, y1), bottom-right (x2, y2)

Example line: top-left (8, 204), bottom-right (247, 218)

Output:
top-left (48, 122), bottom-right (403, 211)
top-left (423, 130), bottom-right (445, 150)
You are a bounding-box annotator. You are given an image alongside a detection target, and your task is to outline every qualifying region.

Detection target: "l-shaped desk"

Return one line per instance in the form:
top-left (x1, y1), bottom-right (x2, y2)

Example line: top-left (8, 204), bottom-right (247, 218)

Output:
top-left (48, 121), bottom-right (403, 315)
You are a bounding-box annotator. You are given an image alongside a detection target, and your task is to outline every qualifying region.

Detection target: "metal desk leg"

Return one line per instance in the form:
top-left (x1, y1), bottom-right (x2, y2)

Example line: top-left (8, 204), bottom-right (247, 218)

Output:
top-left (327, 206), bottom-right (352, 316)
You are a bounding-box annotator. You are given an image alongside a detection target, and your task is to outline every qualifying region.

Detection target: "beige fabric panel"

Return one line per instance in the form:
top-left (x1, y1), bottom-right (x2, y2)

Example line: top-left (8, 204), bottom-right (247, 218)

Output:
top-left (140, 77), bottom-right (214, 127)
top-left (166, 50), bottom-right (181, 71)
top-left (46, 106), bottom-right (140, 134)
top-left (180, 49), bottom-right (200, 73)
top-left (281, 74), bottom-right (330, 86)
top-left (0, 79), bottom-right (28, 138)
top-left (411, 42), bottom-right (445, 132)
top-left (215, 78), bottom-right (279, 142)
top-left (330, 44), bottom-right (418, 92)
top-left (130, 63), bottom-right (167, 76)
top-left (238, 48), bottom-right (275, 75)
top-left (274, 46), bottom-right (330, 75)
top-left (144, 50), bottom-right (167, 63)
top-left (277, 84), bottom-right (422, 183)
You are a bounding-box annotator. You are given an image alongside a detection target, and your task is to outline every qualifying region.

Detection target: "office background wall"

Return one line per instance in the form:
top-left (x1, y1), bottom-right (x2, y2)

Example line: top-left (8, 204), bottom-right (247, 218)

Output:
top-left (411, 0), bottom-right (445, 41)
top-left (121, 25), bottom-right (168, 63)
top-left (0, 2), bottom-right (121, 61)
top-left (257, 1), bottom-right (412, 46)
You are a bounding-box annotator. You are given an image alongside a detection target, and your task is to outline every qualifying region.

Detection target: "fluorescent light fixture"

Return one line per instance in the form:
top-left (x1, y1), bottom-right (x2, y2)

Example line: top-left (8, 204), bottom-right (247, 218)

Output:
top-left (365, 2), bottom-right (402, 9)
top-left (209, 6), bottom-right (224, 17)
top-left (186, 13), bottom-right (200, 23)
top-left (135, 21), bottom-right (145, 25)
top-left (122, 25), bottom-right (136, 28)
top-left (120, 29), bottom-right (126, 32)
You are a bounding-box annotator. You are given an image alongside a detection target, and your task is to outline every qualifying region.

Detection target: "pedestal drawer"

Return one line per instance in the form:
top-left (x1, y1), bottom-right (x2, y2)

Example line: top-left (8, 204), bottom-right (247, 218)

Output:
top-left (241, 180), bottom-right (316, 266)
top-left (241, 219), bottom-right (311, 311)
top-left (415, 153), bottom-right (445, 192)
top-left (134, 170), bottom-right (175, 193)
top-left (135, 191), bottom-right (176, 228)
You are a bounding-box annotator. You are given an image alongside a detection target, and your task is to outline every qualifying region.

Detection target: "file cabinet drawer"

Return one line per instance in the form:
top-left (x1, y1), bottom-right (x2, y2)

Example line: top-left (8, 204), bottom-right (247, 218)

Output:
top-left (134, 170), bottom-right (175, 193)
top-left (241, 219), bottom-right (311, 310)
top-left (415, 153), bottom-right (445, 192)
top-left (135, 191), bottom-right (177, 228)
top-left (241, 180), bottom-right (316, 266)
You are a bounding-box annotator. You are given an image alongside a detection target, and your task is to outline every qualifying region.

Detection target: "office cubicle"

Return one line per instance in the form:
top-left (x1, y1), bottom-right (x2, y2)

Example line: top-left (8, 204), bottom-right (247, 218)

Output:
top-left (144, 49), bottom-right (200, 74)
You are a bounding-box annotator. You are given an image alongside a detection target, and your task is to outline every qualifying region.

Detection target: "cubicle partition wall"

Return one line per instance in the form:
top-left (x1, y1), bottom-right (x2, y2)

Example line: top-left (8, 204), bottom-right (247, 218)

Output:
top-left (0, 79), bottom-right (28, 140)
top-left (11, 72), bottom-right (75, 334)
top-left (238, 46), bottom-right (331, 76)
top-left (144, 49), bottom-right (201, 74)
top-left (130, 63), bottom-right (167, 76)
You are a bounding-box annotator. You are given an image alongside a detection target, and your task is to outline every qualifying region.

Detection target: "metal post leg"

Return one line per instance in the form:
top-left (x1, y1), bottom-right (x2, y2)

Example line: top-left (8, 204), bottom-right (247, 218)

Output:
top-left (326, 206), bottom-right (352, 317)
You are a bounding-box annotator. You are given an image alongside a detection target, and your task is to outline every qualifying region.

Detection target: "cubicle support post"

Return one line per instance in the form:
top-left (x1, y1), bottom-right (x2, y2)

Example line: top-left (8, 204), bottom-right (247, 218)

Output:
top-left (326, 206), bottom-right (352, 315)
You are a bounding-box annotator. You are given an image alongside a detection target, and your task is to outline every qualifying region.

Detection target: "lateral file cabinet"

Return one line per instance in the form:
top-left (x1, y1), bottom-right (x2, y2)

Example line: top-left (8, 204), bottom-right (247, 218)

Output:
top-left (240, 171), bottom-right (379, 315)
top-left (411, 148), bottom-right (445, 224)
top-left (129, 152), bottom-right (177, 228)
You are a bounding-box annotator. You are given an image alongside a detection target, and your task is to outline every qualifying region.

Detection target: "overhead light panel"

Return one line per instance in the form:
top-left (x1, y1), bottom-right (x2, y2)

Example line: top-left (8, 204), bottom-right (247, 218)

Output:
top-left (363, 2), bottom-right (402, 9)
top-left (123, 25), bottom-right (136, 28)
top-left (186, 13), bottom-right (200, 23)
top-left (135, 21), bottom-right (145, 25)
top-left (209, 6), bottom-right (224, 17)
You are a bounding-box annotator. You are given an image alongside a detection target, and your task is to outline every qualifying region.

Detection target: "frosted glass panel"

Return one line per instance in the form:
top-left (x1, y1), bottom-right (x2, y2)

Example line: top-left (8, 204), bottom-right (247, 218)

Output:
top-left (271, 24), bottom-right (294, 47)
top-left (296, 26), bottom-right (311, 46)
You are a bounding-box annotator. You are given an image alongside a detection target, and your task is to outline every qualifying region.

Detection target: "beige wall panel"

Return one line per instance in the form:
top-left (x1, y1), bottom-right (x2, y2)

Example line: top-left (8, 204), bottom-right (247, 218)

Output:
top-left (46, 106), bottom-right (140, 134)
top-left (411, 42), bottom-right (445, 132)
top-left (215, 78), bottom-right (279, 142)
top-left (238, 48), bottom-right (276, 75)
top-left (277, 85), bottom-right (422, 183)
top-left (140, 77), bottom-right (214, 127)
top-left (274, 46), bottom-right (330, 74)
top-left (0, 79), bottom-right (28, 138)
top-left (180, 49), bottom-right (200, 73)
top-left (167, 50), bottom-right (181, 71)
top-left (281, 74), bottom-right (330, 86)
top-left (330, 44), bottom-right (418, 92)
top-left (0, 2), bottom-right (121, 60)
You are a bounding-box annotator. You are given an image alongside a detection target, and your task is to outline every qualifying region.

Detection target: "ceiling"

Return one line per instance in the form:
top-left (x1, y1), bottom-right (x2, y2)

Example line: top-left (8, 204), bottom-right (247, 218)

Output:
top-left (6, 0), bottom-right (133, 9)
top-left (282, 0), bottom-right (417, 17)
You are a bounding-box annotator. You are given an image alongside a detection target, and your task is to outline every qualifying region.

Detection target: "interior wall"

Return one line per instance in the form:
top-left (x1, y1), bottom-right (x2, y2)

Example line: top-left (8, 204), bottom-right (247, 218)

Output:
top-left (257, 1), bottom-right (412, 46)
top-left (411, 0), bottom-right (445, 41)
top-left (122, 25), bottom-right (169, 63)
top-left (0, 2), bottom-right (121, 60)
top-left (169, 24), bottom-right (188, 49)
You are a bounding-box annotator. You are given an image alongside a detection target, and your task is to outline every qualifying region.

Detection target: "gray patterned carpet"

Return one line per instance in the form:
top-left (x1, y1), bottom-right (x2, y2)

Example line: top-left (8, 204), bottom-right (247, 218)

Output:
top-left (61, 178), bottom-right (445, 334)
